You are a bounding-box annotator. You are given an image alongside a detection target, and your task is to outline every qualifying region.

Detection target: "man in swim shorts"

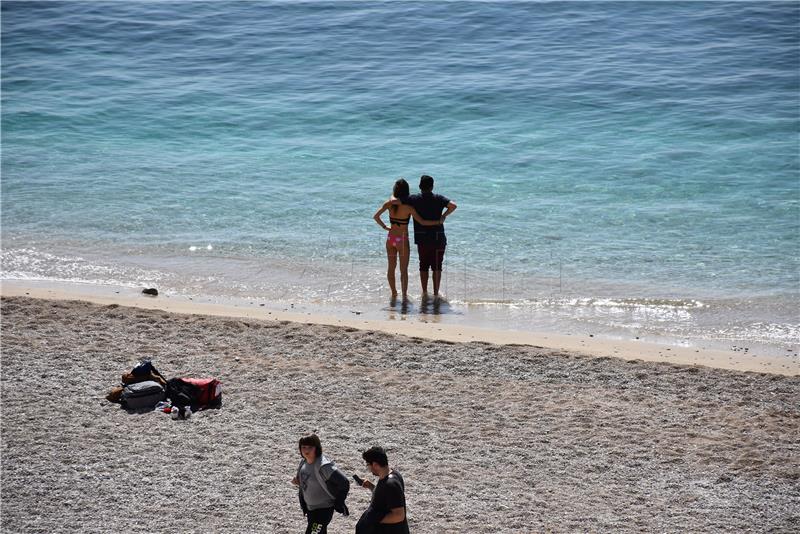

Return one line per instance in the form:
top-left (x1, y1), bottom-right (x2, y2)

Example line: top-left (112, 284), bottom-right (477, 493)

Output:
top-left (402, 175), bottom-right (456, 297)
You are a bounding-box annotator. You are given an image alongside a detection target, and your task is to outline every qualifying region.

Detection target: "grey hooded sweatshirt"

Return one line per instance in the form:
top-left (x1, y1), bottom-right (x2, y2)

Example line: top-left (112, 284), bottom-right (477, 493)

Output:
top-left (297, 455), bottom-right (338, 510)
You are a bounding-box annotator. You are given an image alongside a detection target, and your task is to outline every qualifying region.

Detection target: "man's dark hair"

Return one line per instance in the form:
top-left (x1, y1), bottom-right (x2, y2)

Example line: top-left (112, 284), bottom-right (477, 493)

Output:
top-left (419, 174), bottom-right (434, 192)
top-left (393, 178), bottom-right (410, 199)
top-left (362, 446), bottom-right (389, 467)
top-left (298, 433), bottom-right (323, 456)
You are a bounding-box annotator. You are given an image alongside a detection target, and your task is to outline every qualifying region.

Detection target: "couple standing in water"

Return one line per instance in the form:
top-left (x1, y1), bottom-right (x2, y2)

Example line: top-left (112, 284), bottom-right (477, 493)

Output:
top-left (373, 175), bottom-right (457, 300)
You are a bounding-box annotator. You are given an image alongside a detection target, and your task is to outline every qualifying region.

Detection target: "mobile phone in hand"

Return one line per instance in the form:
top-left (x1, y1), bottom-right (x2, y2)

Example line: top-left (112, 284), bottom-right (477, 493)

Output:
top-left (353, 475), bottom-right (364, 486)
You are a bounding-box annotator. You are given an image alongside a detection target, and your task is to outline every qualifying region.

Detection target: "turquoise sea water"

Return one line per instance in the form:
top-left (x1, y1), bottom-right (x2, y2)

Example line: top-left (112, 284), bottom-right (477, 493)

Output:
top-left (2, 2), bottom-right (798, 354)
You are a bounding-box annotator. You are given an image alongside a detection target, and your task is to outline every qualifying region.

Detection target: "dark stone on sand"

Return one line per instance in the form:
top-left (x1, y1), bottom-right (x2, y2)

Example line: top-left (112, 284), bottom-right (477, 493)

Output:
top-left (142, 288), bottom-right (159, 296)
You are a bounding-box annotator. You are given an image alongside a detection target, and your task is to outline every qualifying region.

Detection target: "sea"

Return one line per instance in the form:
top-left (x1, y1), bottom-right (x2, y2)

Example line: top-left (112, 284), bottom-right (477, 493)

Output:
top-left (2, 1), bottom-right (798, 357)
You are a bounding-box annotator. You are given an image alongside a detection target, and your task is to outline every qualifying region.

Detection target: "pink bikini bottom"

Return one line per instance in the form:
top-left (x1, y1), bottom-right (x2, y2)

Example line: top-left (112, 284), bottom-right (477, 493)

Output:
top-left (387, 234), bottom-right (408, 247)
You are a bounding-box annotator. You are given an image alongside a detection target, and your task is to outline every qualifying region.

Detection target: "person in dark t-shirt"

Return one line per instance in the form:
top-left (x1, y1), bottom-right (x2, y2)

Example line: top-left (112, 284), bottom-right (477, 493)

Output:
top-left (355, 446), bottom-right (410, 534)
top-left (401, 175), bottom-right (457, 297)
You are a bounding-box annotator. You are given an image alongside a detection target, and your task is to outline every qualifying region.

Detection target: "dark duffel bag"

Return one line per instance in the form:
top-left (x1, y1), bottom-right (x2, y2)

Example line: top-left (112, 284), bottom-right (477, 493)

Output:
top-left (121, 380), bottom-right (165, 410)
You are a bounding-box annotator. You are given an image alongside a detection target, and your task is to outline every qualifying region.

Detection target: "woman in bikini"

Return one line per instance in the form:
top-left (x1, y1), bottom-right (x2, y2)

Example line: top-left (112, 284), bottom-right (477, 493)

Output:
top-left (373, 178), bottom-right (441, 299)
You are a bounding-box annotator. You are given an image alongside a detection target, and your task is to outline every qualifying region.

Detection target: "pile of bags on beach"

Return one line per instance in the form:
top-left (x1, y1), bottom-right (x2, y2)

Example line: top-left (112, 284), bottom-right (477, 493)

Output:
top-left (106, 359), bottom-right (222, 420)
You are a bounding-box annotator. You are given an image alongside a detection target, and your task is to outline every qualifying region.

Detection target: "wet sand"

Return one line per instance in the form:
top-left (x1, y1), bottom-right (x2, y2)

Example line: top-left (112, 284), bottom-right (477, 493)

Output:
top-left (1, 296), bottom-right (798, 533)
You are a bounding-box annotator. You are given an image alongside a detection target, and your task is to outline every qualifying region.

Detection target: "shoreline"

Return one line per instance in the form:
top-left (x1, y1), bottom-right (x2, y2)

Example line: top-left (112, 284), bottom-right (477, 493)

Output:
top-left (4, 245), bottom-right (798, 359)
top-left (2, 278), bottom-right (797, 376)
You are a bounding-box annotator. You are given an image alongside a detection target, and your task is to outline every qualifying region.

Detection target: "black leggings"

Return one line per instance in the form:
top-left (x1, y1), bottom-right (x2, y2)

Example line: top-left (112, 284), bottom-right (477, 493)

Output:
top-left (305, 507), bottom-right (334, 534)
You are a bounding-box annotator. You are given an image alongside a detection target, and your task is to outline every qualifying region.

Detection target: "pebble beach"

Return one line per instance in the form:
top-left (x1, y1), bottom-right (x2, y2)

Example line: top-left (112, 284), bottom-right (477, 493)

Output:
top-left (1, 295), bottom-right (798, 533)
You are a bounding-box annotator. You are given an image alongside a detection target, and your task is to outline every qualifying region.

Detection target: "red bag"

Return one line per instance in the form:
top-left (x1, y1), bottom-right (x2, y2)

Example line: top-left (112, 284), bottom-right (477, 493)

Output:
top-left (180, 377), bottom-right (222, 409)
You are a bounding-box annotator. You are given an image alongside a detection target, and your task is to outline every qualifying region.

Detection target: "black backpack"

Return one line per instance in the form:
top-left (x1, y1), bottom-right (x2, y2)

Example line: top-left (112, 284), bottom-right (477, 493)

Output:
top-left (165, 378), bottom-right (200, 408)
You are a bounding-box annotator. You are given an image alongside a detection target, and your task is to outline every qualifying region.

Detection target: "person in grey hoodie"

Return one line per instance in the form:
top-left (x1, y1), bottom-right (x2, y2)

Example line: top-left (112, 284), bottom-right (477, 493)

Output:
top-left (292, 434), bottom-right (350, 534)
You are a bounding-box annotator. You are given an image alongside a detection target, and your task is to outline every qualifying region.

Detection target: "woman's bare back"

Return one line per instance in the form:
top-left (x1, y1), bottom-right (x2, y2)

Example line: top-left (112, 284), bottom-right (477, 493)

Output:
top-left (388, 202), bottom-right (413, 236)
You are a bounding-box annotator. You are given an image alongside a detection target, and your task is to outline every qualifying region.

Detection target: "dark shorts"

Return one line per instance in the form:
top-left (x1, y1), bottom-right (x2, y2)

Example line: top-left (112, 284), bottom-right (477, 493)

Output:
top-left (417, 243), bottom-right (445, 272)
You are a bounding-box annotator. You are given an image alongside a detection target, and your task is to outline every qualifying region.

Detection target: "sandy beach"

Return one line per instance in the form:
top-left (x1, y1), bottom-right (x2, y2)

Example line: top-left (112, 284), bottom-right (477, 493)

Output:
top-left (1, 294), bottom-right (798, 533)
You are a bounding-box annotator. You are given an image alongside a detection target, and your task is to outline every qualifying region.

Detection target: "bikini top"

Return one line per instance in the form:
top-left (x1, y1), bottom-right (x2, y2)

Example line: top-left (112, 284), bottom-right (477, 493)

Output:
top-left (389, 214), bottom-right (410, 226)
